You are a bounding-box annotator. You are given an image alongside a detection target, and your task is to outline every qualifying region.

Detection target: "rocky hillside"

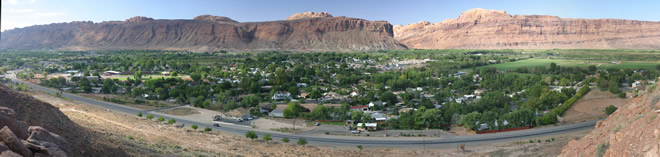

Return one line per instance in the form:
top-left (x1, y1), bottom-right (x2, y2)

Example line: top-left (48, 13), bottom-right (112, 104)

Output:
top-left (0, 14), bottom-right (406, 52)
top-left (0, 85), bottom-right (131, 156)
top-left (559, 84), bottom-right (660, 156)
top-left (394, 8), bottom-right (660, 49)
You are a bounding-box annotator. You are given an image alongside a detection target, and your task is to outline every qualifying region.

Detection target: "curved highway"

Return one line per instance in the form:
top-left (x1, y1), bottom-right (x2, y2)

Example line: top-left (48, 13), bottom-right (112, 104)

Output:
top-left (7, 72), bottom-right (596, 148)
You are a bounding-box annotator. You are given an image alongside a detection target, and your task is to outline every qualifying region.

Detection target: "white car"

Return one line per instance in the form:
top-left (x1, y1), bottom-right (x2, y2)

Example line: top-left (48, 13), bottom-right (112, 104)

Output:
top-left (351, 130), bottom-right (360, 134)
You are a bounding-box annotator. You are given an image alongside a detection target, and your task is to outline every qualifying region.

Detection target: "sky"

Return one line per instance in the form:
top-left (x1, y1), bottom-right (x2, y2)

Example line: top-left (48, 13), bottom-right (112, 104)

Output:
top-left (3, 0), bottom-right (660, 31)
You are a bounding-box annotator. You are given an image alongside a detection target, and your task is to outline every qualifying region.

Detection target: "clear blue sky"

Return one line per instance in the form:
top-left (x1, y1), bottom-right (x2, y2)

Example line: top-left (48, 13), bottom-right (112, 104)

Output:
top-left (3, 0), bottom-right (660, 31)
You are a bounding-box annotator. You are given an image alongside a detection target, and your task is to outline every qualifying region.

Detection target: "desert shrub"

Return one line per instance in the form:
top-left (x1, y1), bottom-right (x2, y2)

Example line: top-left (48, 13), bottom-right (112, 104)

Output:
top-left (297, 138), bottom-right (308, 145)
top-left (613, 124), bottom-right (622, 133)
top-left (282, 137), bottom-right (290, 143)
top-left (617, 92), bottom-right (626, 98)
top-left (595, 142), bottom-right (610, 157)
top-left (605, 105), bottom-right (618, 115)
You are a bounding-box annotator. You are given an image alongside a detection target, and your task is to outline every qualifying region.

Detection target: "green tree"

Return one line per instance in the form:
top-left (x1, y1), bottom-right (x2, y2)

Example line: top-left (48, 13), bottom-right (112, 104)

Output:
top-left (380, 92), bottom-right (397, 106)
top-left (242, 95), bottom-right (260, 108)
top-left (310, 89), bottom-right (321, 99)
top-left (357, 145), bottom-right (363, 151)
top-left (297, 138), bottom-right (308, 146)
top-left (263, 133), bottom-right (272, 142)
top-left (245, 131), bottom-right (258, 141)
top-left (605, 105), bottom-right (618, 115)
top-left (288, 86), bottom-right (300, 98)
top-left (281, 137), bottom-right (290, 143)
top-left (204, 127), bottom-right (212, 132)
top-left (147, 114), bottom-right (154, 120)
top-left (191, 72), bottom-right (202, 82)
top-left (158, 116), bottom-right (165, 122)
top-left (137, 112), bottom-right (143, 117)
top-left (134, 70), bottom-right (143, 80)
top-left (167, 118), bottom-right (176, 124)
top-left (192, 124), bottom-right (198, 130)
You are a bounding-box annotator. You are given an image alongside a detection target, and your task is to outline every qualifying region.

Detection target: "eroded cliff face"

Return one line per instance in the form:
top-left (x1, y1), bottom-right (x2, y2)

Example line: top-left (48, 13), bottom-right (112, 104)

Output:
top-left (394, 8), bottom-right (660, 49)
top-left (0, 14), bottom-right (406, 52)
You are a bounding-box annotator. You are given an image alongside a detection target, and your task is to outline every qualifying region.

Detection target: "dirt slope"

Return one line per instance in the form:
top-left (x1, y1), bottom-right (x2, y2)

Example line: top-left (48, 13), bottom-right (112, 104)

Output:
top-left (394, 8), bottom-right (660, 49)
top-left (0, 85), bottom-right (132, 156)
top-left (0, 13), bottom-right (406, 52)
top-left (559, 84), bottom-right (660, 156)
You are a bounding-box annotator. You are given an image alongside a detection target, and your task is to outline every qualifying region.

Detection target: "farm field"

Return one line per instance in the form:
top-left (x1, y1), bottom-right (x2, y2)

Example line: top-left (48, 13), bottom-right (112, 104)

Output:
top-left (467, 58), bottom-right (660, 71)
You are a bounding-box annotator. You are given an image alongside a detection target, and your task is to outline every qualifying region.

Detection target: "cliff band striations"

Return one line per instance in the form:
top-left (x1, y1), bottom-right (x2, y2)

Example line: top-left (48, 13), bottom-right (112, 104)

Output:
top-left (394, 8), bottom-right (660, 49)
top-left (0, 14), bottom-right (406, 52)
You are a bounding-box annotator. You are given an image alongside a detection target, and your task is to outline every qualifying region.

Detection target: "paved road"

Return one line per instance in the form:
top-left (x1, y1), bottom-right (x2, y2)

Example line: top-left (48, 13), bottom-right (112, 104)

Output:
top-left (7, 72), bottom-right (597, 148)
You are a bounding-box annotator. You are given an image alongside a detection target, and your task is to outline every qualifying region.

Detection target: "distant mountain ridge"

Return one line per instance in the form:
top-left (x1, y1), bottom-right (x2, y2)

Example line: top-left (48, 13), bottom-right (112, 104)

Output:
top-left (0, 13), bottom-right (406, 52)
top-left (394, 8), bottom-right (660, 49)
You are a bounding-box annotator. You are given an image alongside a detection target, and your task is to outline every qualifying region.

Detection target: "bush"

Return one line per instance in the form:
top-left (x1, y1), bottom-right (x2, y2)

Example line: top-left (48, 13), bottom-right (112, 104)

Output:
top-left (595, 142), bottom-right (609, 157)
top-left (191, 125), bottom-right (198, 130)
top-left (263, 134), bottom-right (272, 142)
top-left (297, 138), bottom-right (308, 145)
top-left (158, 117), bottom-right (165, 122)
top-left (204, 127), bottom-right (211, 132)
top-left (245, 131), bottom-right (258, 141)
top-left (167, 119), bottom-right (176, 124)
top-left (605, 105), bottom-right (618, 115)
top-left (617, 92), bottom-right (626, 98)
top-left (529, 139), bottom-right (534, 143)
top-left (147, 114), bottom-right (154, 120)
top-left (137, 112), bottom-right (143, 117)
top-left (282, 137), bottom-right (290, 143)
top-left (357, 145), bottom-right (363, 151)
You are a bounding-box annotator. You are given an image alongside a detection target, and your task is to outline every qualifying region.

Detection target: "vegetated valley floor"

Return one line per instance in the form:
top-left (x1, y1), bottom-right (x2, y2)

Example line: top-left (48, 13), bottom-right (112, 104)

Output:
top-left (22, 88), bottom-right (588, 157)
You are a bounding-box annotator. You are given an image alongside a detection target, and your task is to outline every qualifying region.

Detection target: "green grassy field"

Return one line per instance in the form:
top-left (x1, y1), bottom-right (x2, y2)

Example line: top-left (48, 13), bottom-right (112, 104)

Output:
top-left (467, 59), bottom-right (660, 71)
top-left (111, 75), bottom-right (183, 81)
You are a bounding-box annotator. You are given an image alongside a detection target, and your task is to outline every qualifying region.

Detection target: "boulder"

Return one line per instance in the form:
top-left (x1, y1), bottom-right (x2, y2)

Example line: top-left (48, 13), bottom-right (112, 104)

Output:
top-left (27, 126), bottom-right (69, 153)
top-left (0, 143), bottom-right (8, 153)
top-left (0, 107), bottom-right (29, 140)
top-left (0, 127), bottom-right (32, 157)
top-left (24, 139), bottom-right (66, 157)
top-left (0, 151), bottom-right (22, 157)
top-left (0, 106), bottom-right (16, 118)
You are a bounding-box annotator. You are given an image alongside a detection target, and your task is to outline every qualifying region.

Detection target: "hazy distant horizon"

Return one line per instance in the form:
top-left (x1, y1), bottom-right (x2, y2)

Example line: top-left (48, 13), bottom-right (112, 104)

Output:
top-left (3, 0), bottom-right (660, 31)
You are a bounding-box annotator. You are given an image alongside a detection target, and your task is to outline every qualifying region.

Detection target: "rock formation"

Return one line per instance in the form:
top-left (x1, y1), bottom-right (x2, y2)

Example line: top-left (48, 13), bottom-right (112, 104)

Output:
top-left (286, 11), bottom-right (333, 20)
top-left (559, 83), bottom-right (660, 156)
top-left (0, 85), bottom-right (134, 156)
top-left (394, 8), bottom-right (660, 49)
top-left (1, 108), bottom-right (68, 157)
top-left (193, 15), bottom-right (238, 23)
top-left (0, 13), bottom-right (406, 52)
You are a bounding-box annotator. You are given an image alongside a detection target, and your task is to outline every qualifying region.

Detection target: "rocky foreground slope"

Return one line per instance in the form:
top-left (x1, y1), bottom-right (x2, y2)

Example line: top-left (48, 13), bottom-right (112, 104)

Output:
top-left (559, 84), bottom-right (660, 156)
top-left (0, 85), bottom-right (133, 156)
top-left (0, 12), bottom-right (406, 52)
top-left (394, 8), bottom-right (660, 49)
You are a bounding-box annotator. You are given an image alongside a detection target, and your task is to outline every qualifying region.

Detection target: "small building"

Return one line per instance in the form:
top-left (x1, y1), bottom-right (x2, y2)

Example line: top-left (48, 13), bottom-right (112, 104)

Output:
top-left (350, 105), bottom-right (369, 111)
top-left (356, 123), bottom-right (377, 131)
top-left (296, 83), bottom-right (308, 88)
top-left (272, 91), bottom-right (291, 101)
top-left (103, 71), bottom-right (121, 76)
top-left (299, 92), bottom-right (309, 98)
top-left (269, 109), bottom-right (284, 118)
top-left (370, 112), bottom-right (389, 121)
top-left (161, 71), bottom-right (171, 76)
top-left (368, 101), bottom-right (385, 107)
top-left (474, 89), bottom-right (486, 95)
top-left (224, 108), bottom-right (251, 120)
top-left (453, 72), bottom-right (467, 77)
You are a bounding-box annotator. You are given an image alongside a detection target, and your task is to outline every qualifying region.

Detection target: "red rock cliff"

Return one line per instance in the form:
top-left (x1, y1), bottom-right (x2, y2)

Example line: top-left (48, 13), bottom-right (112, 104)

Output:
top-left (0, 14), bottom-right (406, 52)
top-left (394, 8), bottom-right (660, 49)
